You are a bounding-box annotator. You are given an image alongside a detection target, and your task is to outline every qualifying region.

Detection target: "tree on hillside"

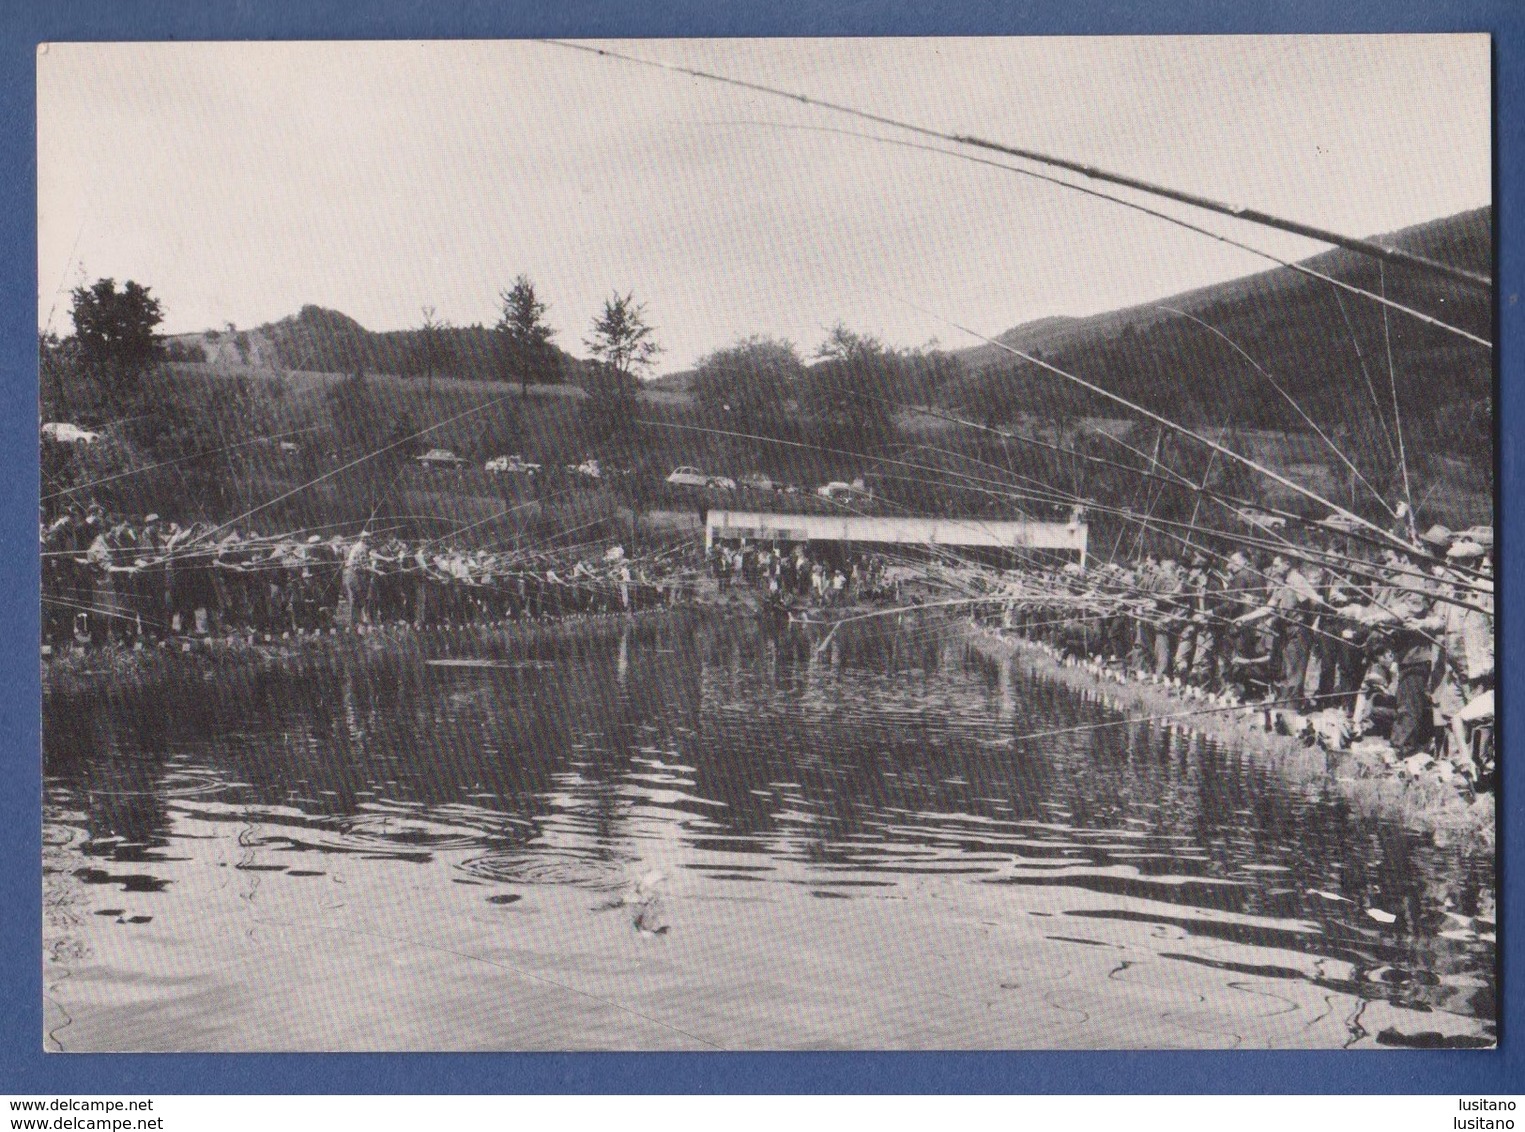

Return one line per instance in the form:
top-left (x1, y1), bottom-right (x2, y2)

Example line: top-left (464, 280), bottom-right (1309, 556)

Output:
top-left (495, 276), bottom-right (561, 398)
top-left (581, 292), bottom-right (661, 458)
top-left (692, 335), bottom-right (802, 442)
top-left (899, 343), bottom-right (964, 406)
top-left (418, 305), bottom-right (454, 397)
top-left (69, 277), bottom-right (164, 413)
top-left (799, 323), bottom-right (899, 456)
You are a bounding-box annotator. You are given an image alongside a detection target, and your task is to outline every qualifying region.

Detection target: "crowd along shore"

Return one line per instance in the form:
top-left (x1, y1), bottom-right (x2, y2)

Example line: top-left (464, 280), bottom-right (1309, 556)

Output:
top-left (961, 621), bottom-right (1493, 853)
top-left (43, 505), bottom-right (1497, 856)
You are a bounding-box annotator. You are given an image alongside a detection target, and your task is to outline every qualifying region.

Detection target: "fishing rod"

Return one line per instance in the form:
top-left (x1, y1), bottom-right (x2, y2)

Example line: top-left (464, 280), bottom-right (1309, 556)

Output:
top-left (640, 407), bottom-right (1489, 600)
top-left (897, 401), bottom-right (1382, 571)
top-left (1155, 305), bottom-right (1396, 521)
top-left (798, 560), bottom-right (1362, 667)
top-left (547, 40), bottom-right (1491, 293)
top-left (877, 388), bottom-right (1358, 561)
top-left (258, 404), bottom-right (1488, 607)
top-left (787, 448), bottom-right (1491, 635)
top-left (1327, 282), bottom-right (1399, 461)
top-left (887, 292), bottom-right (1434, 555)
top-left (685, 117), bottom-right (1489, 350)
top-left (414, 485), bottom-right (581, 550)
top-left (1378, 262), bottom-right (1417, 537)
top-left (716, 464), bottom-right (1476, 663)
top-left (42, 594), bottom-right (173, 632)
top-left (187, 386), bottom-right (529, 547)
top-left (724, 481), bottom-right (1382, 650)
top-left (41, 426), bottom-right (324, 502)
top-left (1005, 524), bottom-right (1478, 658)
top-left (879, 550), bottom-right (1447, 662)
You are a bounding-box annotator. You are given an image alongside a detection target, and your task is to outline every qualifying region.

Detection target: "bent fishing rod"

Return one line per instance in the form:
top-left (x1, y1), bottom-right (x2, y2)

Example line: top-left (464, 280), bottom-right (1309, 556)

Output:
top-left (545, 40), bottom-right (1490, 294)
top-left (691, 117), bottom-right (1489, 350)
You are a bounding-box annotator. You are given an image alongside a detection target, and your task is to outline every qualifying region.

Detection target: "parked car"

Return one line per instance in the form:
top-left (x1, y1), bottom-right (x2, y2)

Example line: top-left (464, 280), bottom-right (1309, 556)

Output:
top-left (667, 466), bottom-right (737, 490)
top-left (738, 472), bottom-right (774, 491)
top-left (570, 458), bottom-right (603, 480)
top-left (416, 447), bottom-right (467, 468)
top-left (817, 479), bottom-right (872, 501)
top-left (41, 422), bottom-right (101, 445)
top-left (486, 454), bottom-right (541, 474)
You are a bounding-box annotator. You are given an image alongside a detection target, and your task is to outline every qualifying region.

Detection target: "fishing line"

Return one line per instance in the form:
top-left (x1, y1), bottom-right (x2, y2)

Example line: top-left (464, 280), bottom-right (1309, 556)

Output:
top-left (544, 41), bottom-right (1488, 292)
top-left (1155, 306), bottom-right (1396, 521)
top-left (687, 117), bottom-right (1491, 350)
top-left (1001, 689), bottom-right (1358, 745)
top-left (42, 427), bottom-right (323, 502)
top-left (881, 291), bottom-right (1428, 554)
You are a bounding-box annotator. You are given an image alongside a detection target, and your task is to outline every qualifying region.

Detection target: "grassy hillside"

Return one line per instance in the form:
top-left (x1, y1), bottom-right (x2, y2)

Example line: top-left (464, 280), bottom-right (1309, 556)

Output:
top-left (946, 208), bottom-right (1489, 437)
top-left (78, 207), bottom-right (1491, 547)
top-left (939, 207), bottom-right (1491, 524)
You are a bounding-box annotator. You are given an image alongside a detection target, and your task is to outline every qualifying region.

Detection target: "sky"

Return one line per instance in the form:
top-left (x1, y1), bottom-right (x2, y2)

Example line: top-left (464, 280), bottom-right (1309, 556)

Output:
top-left (37, 36), bottom-right (1490, 373)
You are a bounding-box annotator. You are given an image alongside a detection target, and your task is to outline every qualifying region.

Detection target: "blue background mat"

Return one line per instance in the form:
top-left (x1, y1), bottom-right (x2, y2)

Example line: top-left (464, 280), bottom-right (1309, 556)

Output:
top-left (3, 0), bottom-right (1519, 1094)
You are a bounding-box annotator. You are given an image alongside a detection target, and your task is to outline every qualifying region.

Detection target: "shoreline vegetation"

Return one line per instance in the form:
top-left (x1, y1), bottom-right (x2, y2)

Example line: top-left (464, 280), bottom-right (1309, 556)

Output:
top-left (958, 620), bottom-right (1495, 855)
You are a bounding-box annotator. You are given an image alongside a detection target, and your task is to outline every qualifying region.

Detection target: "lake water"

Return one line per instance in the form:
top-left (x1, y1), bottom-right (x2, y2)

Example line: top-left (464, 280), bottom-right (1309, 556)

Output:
top-left (42, 612), bottom-right (1496, 1050)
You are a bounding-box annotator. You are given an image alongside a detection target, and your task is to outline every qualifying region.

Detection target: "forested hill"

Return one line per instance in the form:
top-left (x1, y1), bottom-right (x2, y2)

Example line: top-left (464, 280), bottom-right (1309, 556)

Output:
top-left (942, 207), bottom-right (1491, 463)
top-left (165, 304), bottom-right (590, 385)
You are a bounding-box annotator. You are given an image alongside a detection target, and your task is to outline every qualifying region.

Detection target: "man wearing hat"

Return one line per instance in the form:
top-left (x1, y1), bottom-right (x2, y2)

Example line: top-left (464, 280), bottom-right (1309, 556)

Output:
top-left (1418, 523), bottom-right (1453, 558)
top-left (341, 532), bottom-right (371, 626)
top-left (1435, 538), bottom-right (1495, 769)
top-left (1366, 544), bottom-right (1447, 757)
top-left (1205, 550), bottom-right (1251, 693)
top-left (1175, 552), bottom-right (1211, 684)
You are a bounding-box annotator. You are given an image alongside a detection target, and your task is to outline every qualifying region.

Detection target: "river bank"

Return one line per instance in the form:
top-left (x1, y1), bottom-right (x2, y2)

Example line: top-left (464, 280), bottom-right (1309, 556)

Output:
top-left (961, 620), bottom-right (1495, 855)
top-left (40, 606), bottom-right (693, 699)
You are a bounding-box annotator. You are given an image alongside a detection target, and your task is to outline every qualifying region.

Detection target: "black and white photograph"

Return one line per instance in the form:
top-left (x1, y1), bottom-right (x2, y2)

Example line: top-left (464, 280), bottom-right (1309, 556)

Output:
top-left (38, 36), bottom-right (1495, 1052)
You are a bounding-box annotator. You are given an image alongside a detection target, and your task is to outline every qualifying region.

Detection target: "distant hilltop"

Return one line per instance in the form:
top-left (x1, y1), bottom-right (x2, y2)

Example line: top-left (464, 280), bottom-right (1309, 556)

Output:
top-left (165, 303), bottom-right (590, 387)
top-left (953, 206), bottom-right (1490, 374)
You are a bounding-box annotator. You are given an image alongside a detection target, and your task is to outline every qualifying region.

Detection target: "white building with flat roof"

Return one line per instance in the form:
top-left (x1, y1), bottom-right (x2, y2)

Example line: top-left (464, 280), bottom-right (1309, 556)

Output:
top-left (705, 510), bottom-right (1088, 567)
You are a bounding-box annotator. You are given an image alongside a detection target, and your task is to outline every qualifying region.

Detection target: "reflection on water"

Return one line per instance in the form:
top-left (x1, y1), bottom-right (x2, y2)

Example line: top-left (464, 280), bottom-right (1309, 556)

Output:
top-left (42, 613), bottom-right (1495, 1051)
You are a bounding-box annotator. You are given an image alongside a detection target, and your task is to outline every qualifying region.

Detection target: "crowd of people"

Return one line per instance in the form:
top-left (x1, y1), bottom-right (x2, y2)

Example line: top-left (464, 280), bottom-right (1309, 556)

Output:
top-left (42, 501), bottom-right (1499, 790)
top-left (706, 541), bottom-right (898, 607)
top-left (42, 506), bottom-right (700, 647)
top-left (702, 516), bottom-right (1497, 790)
top-left (971, 518), bottom-right (1496, 789)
